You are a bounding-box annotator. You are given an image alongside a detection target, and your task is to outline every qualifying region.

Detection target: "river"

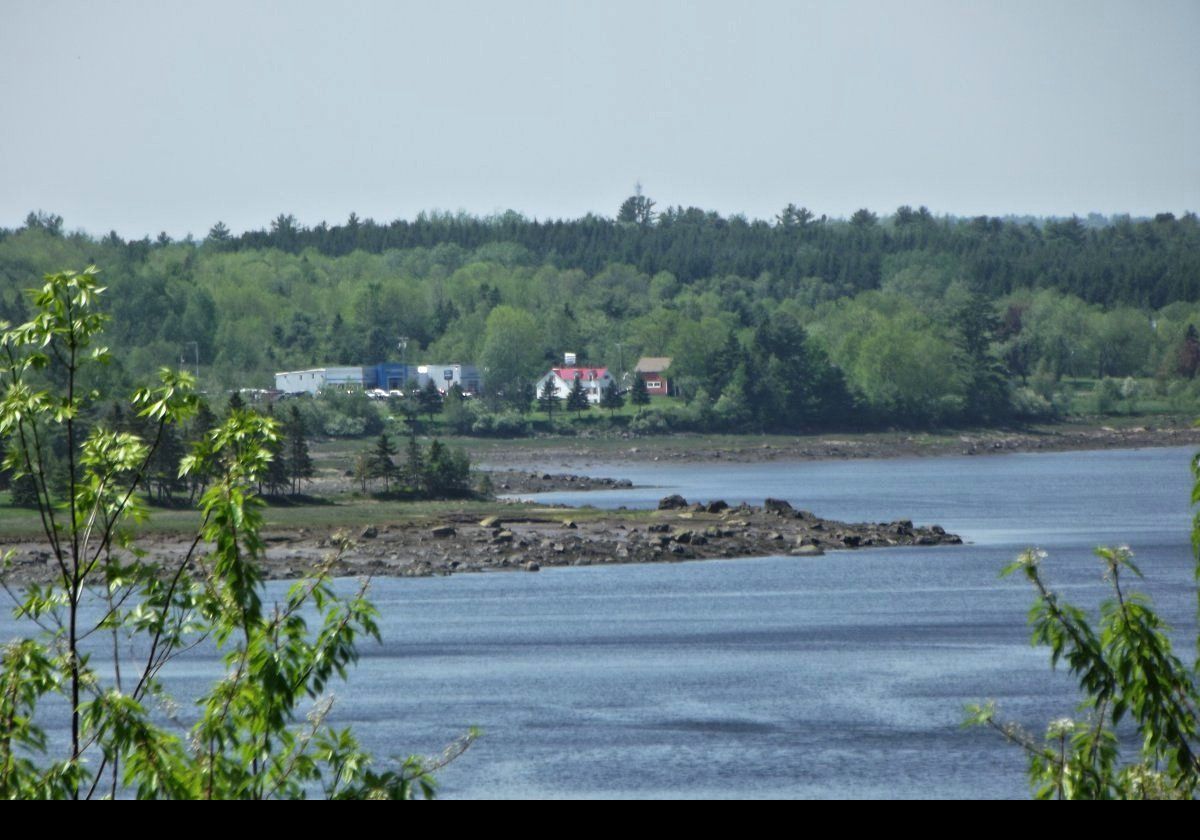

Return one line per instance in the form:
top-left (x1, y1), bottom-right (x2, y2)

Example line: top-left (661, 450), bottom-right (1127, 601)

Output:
top-left (5, 446), bottom-right (1197, 798)
top-left (349, 445), bottom-right (1198, 798)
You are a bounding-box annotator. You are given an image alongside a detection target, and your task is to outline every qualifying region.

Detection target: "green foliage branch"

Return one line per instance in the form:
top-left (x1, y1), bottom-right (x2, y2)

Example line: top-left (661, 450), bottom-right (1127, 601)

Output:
top-left (0, 268), bottom-right (469, 799)
top-left (969, 468), bottom-right (1200, 798)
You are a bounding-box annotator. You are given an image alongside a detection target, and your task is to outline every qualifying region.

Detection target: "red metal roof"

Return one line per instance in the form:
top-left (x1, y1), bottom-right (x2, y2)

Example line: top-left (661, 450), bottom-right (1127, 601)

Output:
top-left (551, 367), bottom-right (610, 380)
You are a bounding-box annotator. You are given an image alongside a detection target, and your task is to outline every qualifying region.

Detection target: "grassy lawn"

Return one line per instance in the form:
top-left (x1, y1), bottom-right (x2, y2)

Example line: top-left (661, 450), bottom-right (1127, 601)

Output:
top-left (0, 490), bottom-right (668, 540)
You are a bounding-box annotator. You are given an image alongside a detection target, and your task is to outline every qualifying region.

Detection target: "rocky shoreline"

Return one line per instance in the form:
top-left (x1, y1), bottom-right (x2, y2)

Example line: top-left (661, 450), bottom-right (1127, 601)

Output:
top-left (485, 469), bottom-right (635, 494)
top-left (1, 496), bottom-right (962, 585)
top-left (295, 495), bottom-right (963, 578)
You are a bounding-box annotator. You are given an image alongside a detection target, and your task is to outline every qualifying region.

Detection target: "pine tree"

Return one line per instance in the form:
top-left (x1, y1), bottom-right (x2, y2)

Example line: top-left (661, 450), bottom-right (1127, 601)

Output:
top-left (423, 440), bottom-right (448, 497)
top-left (538, 377), bottom-right (559, 425)
top-left (631, 375), bottom-right (651, 406)
top-left (284, 405), bottom-right (315, 495)
top-left (419, 379), bottom-right (444, 421)
top-left (600, 381), bottom-right (625, 416)
top-left (9, 472), bottom-right (39, 507)
top-left (516, 381), bottom-right (536, 414)
top-left (147, 423), bottom-right (188, 502)
top-left (370, 433), bottom-right (398, 493)
top-left (402, 434), bottom-right (423, 491)
top-left (566, 377), bottom-right (590, 416)
top-left (443, 384), bottom-right (471, 434)
top-left (398, 378), bottom-right (421, 434)
top-left (1176, 324), bottom-right (1200, 379)
top-left (423, 439), bottom-right (471, 498)
top-left (185, 399), bottom-right (218, 503)
top-left (262, 407), bottom-right (289, 496)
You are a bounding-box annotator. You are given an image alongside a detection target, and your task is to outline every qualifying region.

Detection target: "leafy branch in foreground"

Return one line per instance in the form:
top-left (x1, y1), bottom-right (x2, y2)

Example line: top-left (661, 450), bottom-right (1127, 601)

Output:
top-left (968, 541), bottom-right (1200, 799)
top-left (0, 267), bottom-right (470, 798)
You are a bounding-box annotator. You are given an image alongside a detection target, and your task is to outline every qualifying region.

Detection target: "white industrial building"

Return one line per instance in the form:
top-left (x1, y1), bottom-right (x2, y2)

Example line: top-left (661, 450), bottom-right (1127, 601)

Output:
top-left (414, 363), bottom-right (482, 395)
top-left (275, 363), bottom-right (482, 396)
top-left (274, 367), bottom-right (366, 395)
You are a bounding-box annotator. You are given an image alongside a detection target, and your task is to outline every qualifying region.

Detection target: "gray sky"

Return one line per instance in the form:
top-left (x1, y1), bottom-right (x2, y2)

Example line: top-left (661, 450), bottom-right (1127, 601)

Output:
top-left (2, 0), bottom-right (1197, 238)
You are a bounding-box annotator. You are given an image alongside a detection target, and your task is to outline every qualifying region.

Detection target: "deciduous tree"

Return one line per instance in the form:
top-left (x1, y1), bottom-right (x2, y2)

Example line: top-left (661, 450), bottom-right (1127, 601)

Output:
top-left (0, 268), bottom-right (461, 798)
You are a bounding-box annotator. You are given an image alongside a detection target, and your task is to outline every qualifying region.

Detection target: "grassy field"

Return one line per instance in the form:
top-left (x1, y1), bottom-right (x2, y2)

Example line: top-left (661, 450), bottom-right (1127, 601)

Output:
top-left (0, 489), bottom-right (667, 541)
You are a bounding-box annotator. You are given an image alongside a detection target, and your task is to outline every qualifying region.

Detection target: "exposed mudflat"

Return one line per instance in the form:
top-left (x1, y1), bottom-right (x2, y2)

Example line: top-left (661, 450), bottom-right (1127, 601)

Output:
top-left (470, 423), bottom-right (1200, 468)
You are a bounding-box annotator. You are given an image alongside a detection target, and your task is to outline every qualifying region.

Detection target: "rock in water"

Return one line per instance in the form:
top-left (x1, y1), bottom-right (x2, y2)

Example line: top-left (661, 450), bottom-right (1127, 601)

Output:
top-left (764, 498), bottom-right (795, 516)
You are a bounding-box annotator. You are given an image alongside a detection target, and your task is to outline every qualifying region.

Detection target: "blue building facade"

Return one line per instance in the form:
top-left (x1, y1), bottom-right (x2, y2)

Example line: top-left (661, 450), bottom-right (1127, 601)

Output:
top-left (364, 362), bottom-right (413, 391)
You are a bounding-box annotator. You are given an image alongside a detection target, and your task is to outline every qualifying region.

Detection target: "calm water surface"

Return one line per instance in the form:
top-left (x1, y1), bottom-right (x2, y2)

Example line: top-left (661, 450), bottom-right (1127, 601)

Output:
top-left (354, 446), bottom-right (1197, 798)
top-left (6, 447), bottom-right (1196, 798)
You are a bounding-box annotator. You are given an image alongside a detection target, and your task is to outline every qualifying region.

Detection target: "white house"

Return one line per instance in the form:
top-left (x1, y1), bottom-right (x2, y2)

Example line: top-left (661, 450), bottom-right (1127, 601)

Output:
top-left (535, 366), bottom-right (614, 405)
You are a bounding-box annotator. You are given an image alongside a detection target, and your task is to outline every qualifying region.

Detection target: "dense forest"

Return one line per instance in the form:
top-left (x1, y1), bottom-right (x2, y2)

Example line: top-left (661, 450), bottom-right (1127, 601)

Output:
top-left (2, 198), bottom-right (1199, 434)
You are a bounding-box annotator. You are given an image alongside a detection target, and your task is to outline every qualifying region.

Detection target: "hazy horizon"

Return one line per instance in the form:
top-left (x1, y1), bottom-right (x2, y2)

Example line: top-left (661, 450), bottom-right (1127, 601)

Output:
top-left (12, 204), bottom-right (1197, 244)
top-left (4, 0), bottom-right (1197, 240)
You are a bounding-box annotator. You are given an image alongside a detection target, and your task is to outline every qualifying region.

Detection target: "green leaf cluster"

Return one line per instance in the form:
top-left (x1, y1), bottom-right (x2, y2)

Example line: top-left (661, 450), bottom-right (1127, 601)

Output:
top-left (971, 528), bottom-right (1200, 798)
top-left (0, 268), bottom-right (465, 799)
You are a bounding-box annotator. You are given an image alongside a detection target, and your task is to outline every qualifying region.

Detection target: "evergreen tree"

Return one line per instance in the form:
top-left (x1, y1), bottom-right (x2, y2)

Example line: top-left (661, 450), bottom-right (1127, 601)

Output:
top-left (714, 361), bottom-right (753, 429)
top-left (402, 434), bottom-right (423, 491)
top-left (419, 379), bottom-right (444, 421)
top-left (750, 313), bottom-right (855, 430)
top-left (617, 184), bottom-right (656, 227)
top-left (538, 377), bottom-right (559, 424)
top-left (443, 384), bottom-right (472, 434)
top-left (9, 472), bottom-right (39, 507)
top-left (1176, 324), bottom-right (1200, 379)
top-left (397, 378), bottom-right (422, 434)
top-left (284, 404), bottom-right (315, 494)
top-left (566, 377), bottom-right (590, 416)
top-left (516, 381), bottom-right (536, 414)
top-left (147, 423), bottom-right (188, 502)
top-left (261, 407), bottom-right (289, 496)
top-left (205, 220), bottom-right (232, 248)
top-left (185, 399), bottom-right (219, 502)
top-left (953, 294), bottom-right (1011, 424)
top-left (631, 375), bottom-right (651, 406)
top-left (423, 439), bottom-right (470, 497)
top-left (369, 433), bottom-right (398, 492)
top-left (600, 381), bottom-right (624, 416)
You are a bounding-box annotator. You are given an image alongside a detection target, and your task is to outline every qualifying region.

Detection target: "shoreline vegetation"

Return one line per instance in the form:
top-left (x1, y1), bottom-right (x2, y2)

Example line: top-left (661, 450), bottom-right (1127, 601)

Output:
top-left (5, 419), bottom-right (1193, 586)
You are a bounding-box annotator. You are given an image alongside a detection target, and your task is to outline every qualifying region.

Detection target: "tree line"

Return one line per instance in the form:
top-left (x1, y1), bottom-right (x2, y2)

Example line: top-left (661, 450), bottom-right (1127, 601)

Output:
top-left (2, 198), bottom-right (1199, 433)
